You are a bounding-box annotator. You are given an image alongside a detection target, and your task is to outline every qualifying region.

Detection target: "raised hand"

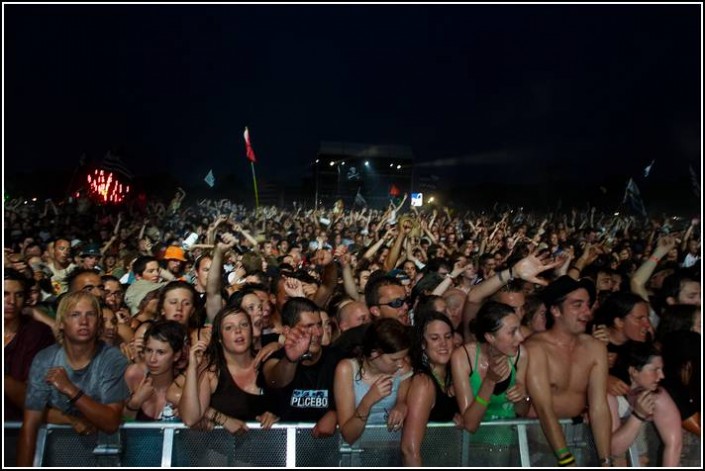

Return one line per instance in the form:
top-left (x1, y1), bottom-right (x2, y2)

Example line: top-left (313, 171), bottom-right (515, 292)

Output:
top-left (512, 253), bottom-right (563, 286)
top-left (253, 341), bottom-right (282, 370)
top-left (591, 324), bottom-right (610, 344)
top-left (283, 326), bottom-right (312, 363)
top-left (283, 277), bottom-right (305, 298)
top-left (189, 340), bottom-right (208, 367)
top-left (215, 232), bottom-right (237, 253)
top-left (130, 372), bottom-right (155, 409)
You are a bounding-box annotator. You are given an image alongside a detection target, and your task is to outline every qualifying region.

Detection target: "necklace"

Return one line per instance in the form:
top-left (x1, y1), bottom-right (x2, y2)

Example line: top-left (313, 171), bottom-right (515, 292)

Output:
top-left (431, 368), bottom-right (447, 391)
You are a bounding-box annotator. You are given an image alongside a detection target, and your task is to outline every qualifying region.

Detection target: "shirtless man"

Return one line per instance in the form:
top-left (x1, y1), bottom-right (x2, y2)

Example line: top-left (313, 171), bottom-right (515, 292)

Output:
top-left (525, 275), bottom-right (612, 467)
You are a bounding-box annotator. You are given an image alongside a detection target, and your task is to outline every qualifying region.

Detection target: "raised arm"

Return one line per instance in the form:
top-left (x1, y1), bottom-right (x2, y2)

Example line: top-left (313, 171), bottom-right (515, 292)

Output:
top-left (179, 340), bottom-right (212, 427)
top-left (205, 233), bottom-right (236, 323)
top-left (630, 235), bottom-right (676, 301)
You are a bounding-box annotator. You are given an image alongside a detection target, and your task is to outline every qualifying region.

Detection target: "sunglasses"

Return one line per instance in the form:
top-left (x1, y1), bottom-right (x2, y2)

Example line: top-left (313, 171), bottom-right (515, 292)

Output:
top-left (379, 297), bottom-right (410, 309)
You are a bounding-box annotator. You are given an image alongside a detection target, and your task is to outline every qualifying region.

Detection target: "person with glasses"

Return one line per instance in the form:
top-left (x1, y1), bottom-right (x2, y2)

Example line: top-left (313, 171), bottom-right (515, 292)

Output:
top-left (102, 275), bottom-right (129, 320)
top-left (332, 276), bottom-right (410, 359)
top-left (367, 276), bottom-right (411, 326)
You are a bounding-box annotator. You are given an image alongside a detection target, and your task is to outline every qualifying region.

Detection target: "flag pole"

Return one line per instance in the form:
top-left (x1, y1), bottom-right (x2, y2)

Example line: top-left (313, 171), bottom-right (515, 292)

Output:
top-left (244, 126), bottom-right (260, 212)
top-left (250, 161), bottom-right (260, 211)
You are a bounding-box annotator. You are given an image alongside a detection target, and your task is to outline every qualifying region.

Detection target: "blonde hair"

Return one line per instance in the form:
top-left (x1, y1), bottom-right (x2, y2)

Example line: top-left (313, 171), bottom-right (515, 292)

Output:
top-left (54, 291), bottom-right (103, 345)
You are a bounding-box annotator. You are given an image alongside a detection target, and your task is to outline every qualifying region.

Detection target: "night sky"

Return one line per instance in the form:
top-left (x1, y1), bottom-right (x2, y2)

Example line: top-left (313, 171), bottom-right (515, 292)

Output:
top-left (4, 4), bottom-right (701, 190)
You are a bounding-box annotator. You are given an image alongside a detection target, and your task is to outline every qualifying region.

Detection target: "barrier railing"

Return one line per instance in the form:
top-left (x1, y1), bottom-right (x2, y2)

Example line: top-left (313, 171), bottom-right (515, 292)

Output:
top-left (5, 418), bottom-right (676, 468)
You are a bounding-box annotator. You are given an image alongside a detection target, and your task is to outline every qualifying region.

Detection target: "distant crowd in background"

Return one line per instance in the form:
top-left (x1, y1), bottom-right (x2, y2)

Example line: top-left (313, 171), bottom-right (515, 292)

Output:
top-left (4, 188), bottom-right (701, 466)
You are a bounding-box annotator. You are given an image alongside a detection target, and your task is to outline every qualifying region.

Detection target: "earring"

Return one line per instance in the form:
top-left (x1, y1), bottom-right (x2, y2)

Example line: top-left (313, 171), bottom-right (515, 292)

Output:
top-left (421, 350), bottom-right (429, 367)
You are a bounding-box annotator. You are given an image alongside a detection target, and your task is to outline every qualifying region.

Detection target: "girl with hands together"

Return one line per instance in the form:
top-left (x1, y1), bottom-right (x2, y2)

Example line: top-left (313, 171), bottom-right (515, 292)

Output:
top-left (123, 320), bottom-right (185, 421)
top-left (608, 341), bottom-right (682, 466)
top-left (334, 318), bottom-right (412, 446)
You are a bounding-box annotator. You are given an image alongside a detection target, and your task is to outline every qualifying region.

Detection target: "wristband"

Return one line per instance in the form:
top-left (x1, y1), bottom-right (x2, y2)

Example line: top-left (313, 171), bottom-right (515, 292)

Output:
top-left (474, 395), bottom-right (489, 407)
top-left (558, 454), bottom-right (576, 466)
top-left (354, 411), bottom-right (369, 422)
top-left (69, 389), bottom-right (85, 405)
top-left (632, 410), bottom-right (647, 422)
top-left (600, 457), bottom-right (613, 466)
top-left (554, 447), bottom-right (570, 458)
top-left (648, 256), bottom-right (661, 263)
top-left (508, 266), bottom-right (515, 281)
top-left (497, 270), bottom-right (506, 283)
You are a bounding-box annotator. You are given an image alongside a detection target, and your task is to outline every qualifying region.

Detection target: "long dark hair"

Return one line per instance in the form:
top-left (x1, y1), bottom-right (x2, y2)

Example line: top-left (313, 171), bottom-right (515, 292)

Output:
top-left (411, 311), bottom-right (454, 391)
top-left (469, 301), bottom-right (515, 343)
top-left (202, 306), bottom-right (254, 378)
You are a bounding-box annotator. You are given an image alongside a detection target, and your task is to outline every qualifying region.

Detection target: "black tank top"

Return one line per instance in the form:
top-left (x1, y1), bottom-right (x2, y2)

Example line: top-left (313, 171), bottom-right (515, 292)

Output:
top-left (427, 373), bottom-right (459, 422)
top-left (210, 365), bottom-right (275, 421)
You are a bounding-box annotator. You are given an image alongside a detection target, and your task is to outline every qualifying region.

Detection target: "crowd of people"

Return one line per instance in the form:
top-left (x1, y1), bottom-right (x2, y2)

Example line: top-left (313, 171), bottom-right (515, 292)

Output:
top-left (4, 189), bottom-right (701, 466)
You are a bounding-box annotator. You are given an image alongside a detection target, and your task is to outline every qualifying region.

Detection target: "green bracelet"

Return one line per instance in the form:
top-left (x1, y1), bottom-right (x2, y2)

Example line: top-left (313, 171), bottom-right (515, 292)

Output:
top-left (555, 447), bottom-right (570, 458)
top-left (475, 395), bottom-right (490, 407)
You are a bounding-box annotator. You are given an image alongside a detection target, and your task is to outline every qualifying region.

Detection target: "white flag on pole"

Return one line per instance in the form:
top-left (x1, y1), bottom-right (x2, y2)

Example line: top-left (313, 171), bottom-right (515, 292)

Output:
top-left (204, 169), bottom-right (215, 188)
top-left (643, 159), bottom-right (655, 178)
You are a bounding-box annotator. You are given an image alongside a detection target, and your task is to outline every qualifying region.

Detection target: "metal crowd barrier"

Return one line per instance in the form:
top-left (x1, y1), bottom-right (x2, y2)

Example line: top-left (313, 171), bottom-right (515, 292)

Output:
top-left (5, 418), bottom-right (691, 467)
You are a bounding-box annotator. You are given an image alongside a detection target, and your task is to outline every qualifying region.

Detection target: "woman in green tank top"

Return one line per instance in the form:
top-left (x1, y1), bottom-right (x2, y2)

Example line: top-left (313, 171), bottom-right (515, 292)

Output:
top-left (450, 301), bottom-right (531, 465)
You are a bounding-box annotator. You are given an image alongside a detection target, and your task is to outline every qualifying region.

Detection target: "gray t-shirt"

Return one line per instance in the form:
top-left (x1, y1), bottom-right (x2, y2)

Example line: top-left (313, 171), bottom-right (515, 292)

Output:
top-left (25, 342), bottom-right (129, 415)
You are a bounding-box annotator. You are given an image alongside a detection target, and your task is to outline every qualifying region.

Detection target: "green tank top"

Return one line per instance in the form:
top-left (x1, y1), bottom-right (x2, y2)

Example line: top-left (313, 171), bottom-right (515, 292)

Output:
top-left (467, 343), bottom-right (518, 445)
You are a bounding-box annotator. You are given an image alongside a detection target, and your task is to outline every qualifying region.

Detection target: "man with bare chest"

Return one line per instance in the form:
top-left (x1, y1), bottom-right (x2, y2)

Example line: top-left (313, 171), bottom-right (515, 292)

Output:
top-left (525, 276), bottom-right (612, 467)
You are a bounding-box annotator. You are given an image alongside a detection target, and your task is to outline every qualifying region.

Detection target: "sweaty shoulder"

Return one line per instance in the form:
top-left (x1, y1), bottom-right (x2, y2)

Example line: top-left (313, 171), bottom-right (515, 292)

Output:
top-left (524, 331), bottom-right (550, 350)
top-left (577, 332), bottom-right (607, 352)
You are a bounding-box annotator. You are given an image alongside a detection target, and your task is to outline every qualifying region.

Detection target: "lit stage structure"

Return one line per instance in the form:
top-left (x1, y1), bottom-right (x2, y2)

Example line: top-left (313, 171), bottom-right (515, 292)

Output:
top-left (314, 142), bottom-right (414, 210)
